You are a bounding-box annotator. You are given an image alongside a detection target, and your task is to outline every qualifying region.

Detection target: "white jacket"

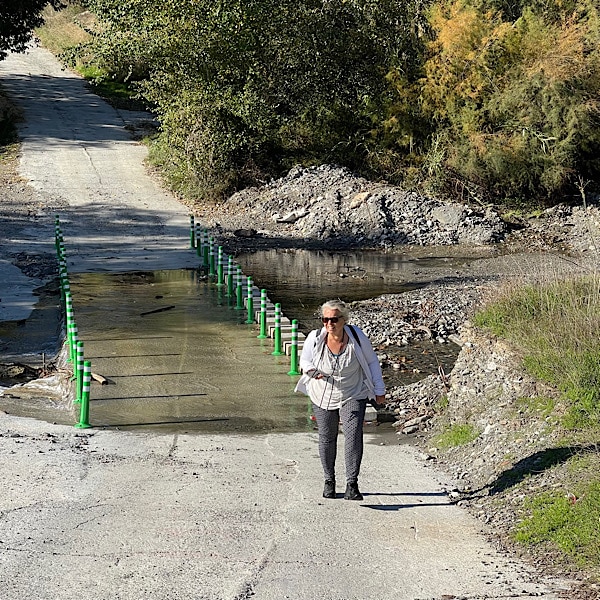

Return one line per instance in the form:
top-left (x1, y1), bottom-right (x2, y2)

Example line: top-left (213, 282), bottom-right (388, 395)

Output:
top-left (294, 324), bottom-right (385, 399)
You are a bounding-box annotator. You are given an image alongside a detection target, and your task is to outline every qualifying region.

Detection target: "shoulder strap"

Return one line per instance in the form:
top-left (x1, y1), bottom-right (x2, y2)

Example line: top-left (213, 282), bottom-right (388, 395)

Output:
top-left (347, 324), bottom-right (362, 347)
top-left (311, 329), bottom-right (327, 364)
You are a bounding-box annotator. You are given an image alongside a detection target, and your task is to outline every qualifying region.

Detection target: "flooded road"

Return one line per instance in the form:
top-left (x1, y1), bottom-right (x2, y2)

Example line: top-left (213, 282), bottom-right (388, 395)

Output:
top-left (0, 248), bottom-right (476, 431)
top-left (62, 270), bottom-right (311, 433)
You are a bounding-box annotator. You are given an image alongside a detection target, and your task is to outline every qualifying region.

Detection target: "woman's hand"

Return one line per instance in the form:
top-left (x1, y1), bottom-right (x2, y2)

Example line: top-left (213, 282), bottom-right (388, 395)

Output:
top-left (374, 394), bottom-right (386, 405)
top-left (307, 369), bottom-right (325, 380)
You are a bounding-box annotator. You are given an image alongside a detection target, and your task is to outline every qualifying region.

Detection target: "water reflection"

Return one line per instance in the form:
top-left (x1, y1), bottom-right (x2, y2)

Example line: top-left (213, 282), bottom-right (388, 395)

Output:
top-left (236, 248), bottom-right (464, 388)
top-left (234, 248), bottom-right (451, 331)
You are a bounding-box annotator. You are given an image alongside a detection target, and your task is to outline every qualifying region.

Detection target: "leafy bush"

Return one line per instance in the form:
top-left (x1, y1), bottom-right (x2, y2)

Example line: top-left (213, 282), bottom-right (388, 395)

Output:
top-left (81, 0), bottom-right (429, 201)
top-left (419, 0), bottom-right (600, 204)
top-left (47, 0), bottom-right (600, 205)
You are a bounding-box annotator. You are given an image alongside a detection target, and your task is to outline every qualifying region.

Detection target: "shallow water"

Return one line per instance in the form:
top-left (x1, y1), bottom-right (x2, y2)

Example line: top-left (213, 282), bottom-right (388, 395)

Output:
top-left (64, 270), bottom-right (312, 433)
top-left (235, 248), bottom-right (459, 331)
top-left (0, 248), bottom-right (475, 433)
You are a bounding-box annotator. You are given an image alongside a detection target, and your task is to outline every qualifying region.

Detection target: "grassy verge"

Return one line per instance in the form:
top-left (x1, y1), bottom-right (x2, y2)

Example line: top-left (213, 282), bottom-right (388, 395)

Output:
top-left (473, 274), bottom-right (600, 577)
top-left (36, 2), bottom-right (145, 110)
top-left (35, 2), bottom-right (93, 56)
top-left (435, 423), bottom-right (480, 449)
top-left (473, 275), bottom-right (600, 431)
top-left (512, 450), bottom-right (600, 577)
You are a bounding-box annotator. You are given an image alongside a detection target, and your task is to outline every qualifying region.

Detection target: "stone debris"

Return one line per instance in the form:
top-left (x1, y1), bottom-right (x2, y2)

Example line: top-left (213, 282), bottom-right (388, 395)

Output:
top-left (218, 164), bottom-right (507, 248)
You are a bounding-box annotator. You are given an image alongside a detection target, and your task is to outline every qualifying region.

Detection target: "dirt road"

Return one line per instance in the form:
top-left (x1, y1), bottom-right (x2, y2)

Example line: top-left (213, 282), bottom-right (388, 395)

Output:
top-left (0, 46), bottom-right (198, 321)
top-left (0, 46), bottom-right (572, 599)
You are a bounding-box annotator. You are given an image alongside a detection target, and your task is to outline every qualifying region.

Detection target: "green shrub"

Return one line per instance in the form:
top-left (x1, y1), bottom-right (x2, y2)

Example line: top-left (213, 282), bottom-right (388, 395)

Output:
top-left (419, 1), bottom-right (600, 204)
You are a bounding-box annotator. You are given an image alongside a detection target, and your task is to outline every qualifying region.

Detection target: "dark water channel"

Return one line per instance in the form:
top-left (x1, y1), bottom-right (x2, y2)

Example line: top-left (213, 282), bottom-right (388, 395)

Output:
top-left (0, 248), bottom-right (474, 434)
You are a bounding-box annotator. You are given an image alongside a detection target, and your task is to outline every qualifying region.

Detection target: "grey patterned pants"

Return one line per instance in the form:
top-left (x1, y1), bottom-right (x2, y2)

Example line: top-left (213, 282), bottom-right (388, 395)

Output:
top-left (312, 398), bottom-right (367, 484)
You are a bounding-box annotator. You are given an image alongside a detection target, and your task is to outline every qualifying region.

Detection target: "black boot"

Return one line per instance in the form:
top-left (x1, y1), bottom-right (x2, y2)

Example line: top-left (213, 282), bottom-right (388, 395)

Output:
top-left (344, 481), bottom-right (363, 501)
top-left (323, 480), bottom-right (336, 499)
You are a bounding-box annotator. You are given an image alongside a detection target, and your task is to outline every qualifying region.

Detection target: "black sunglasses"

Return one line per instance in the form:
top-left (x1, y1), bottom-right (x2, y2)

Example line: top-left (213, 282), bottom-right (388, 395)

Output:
top-left (322, 316), bottom-right (343, 324)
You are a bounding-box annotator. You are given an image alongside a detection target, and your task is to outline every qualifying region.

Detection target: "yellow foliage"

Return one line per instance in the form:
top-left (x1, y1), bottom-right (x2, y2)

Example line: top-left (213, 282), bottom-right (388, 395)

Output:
top-left (526, 18), bottom-right (589, 82)
top-left (422, 1), bottom-right (513, 119)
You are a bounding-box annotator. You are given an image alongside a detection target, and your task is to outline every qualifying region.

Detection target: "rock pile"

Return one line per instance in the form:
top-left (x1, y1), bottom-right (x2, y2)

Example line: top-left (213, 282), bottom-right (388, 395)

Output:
top-left (220, 165), bottom-right (507, 248)
top-left (349, 278), bottom-right (487, 346)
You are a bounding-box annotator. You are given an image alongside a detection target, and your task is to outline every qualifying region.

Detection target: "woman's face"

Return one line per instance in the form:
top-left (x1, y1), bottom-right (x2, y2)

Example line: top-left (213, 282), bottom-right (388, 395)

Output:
top-left (322, 308), bottom-right (345, 334)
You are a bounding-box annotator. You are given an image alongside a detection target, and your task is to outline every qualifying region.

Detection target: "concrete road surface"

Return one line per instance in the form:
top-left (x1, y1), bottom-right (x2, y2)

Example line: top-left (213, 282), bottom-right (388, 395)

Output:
top-left (0, 46), bottom-right (572, 599)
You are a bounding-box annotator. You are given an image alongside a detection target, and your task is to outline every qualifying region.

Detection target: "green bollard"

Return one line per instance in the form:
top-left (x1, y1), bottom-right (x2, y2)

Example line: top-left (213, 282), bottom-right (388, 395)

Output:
top-left (235, 266), bottom-right (244, 310)
top-left (65, 293), bottom-right (74, 362)
top-left (257, 289), bottom-right (268, 339)
top-left (226, 256), bottom-right (234, 297)
top-left (189, 214), bottom-right (195, 248)
top-left (195, 222), bottom-right (202, 257)
top-left (208, 239), bottom-right (216, 277)
top-left (74, 341), bottom-right (84, 403)
top-left (55, 226), bottom-right (62, 253)
top-left (203, 230), bottom-right (209, 267)
top-left (61, 271), bottom-right (69, 291)
top-left (59, 246), bottom-right (67, 269)
top-left (272, 303), bottom-right (284, 356)
top-left (216, 246), bottom-right (224, 286)
top-left (75, 360), bottom-right (92, 429)
top-left (245, 276), bottom-right (255, 324)
top-left (58, 269), bottom-right (67, 304)
top-left (288, 319), bottom-right (301, 375)
top-left (68, 322), bottom-right (78, 369)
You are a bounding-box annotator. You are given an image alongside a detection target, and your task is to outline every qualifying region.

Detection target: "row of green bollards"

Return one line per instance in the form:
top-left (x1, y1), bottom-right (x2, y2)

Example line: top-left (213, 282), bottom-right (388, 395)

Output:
top-left (189, 215), bottom-right (302, 376)
top-left (55, 215), bottom-right (92, 429)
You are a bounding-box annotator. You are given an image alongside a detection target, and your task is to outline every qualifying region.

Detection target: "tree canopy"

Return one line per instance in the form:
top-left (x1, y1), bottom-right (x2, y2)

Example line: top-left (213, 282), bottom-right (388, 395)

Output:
top-left (0, 0), bottom-right (65, 60)
top-left (45, 0), bottom-right (600, 206)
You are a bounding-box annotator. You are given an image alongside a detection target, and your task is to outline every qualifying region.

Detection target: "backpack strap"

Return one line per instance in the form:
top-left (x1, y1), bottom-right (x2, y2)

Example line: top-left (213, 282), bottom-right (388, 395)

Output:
top-left (347, 324), bottom-right (362, 347)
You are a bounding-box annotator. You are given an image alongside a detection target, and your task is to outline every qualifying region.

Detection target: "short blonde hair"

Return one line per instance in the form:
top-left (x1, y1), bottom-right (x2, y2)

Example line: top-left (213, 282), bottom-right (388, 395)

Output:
top-left (320, 299), bottom-right (350, 320)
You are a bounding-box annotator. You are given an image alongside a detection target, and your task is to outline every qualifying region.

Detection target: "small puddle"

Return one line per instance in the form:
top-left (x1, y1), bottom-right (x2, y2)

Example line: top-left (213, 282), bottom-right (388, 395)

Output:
top-left (0, 248), bottom-right (478, 435)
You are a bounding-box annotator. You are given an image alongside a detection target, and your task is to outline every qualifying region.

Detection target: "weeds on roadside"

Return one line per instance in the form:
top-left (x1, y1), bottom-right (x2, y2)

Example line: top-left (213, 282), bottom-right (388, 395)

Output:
top-left (473, 275), bottom-right (600, 431)
top-left (0, 93), bottom-right (19, 148)
top-left (435, 423), bottom-right (479, 449)
top-left (35, 3), bottom-right (93, 57)
top-left (514, 478), bottom-right (600, 573)
top-left (514, 396), bottom-right (557, 420)
top-left (475, 274), bottom-right (600, 580)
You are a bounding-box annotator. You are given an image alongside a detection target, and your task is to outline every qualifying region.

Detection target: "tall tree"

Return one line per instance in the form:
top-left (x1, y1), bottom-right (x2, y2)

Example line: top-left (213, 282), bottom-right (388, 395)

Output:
top-left (85, 0), bottom-right (429, 199)
top-left (0, 0), bottom-right (65, 61)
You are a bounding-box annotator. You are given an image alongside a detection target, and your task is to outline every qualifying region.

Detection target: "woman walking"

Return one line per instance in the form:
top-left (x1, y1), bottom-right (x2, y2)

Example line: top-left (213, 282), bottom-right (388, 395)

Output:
top-left (295, 299), bottom-right (386, 500)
